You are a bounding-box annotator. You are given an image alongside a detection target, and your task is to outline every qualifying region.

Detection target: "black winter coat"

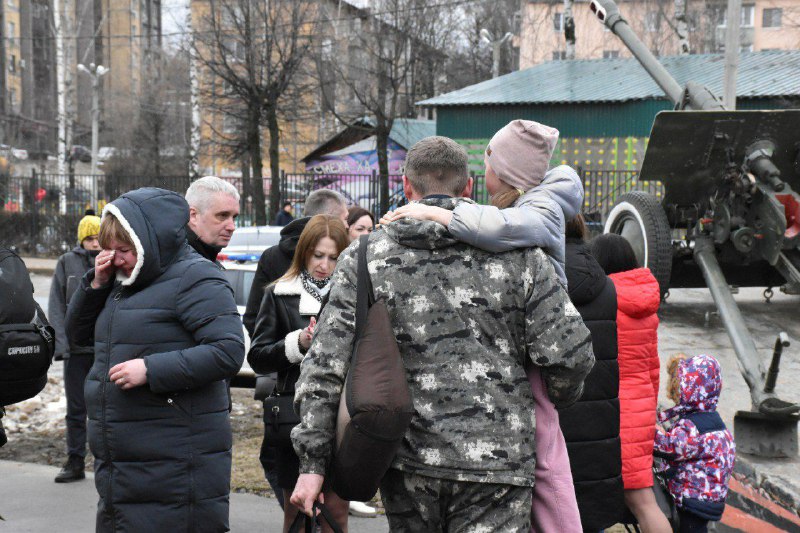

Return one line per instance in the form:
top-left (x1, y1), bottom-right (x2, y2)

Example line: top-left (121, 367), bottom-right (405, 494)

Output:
top-left (558, 239), bottom-right (625, 531)
top-left (243, 217), bottom-right (309, 336)
top-left (187, 226), bottom-right (223, 267)
top-left (49, 246), bottom-right (97, 359)
top-left (247, 275), bottom-right (321, 393)
top-left (66, 188), bottom-right (245, 533)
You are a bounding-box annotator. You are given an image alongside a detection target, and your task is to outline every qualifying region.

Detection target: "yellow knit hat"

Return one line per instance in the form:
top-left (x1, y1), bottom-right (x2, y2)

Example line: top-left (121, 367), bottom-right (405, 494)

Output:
top-left (77, 215), bottom-right (101, 244)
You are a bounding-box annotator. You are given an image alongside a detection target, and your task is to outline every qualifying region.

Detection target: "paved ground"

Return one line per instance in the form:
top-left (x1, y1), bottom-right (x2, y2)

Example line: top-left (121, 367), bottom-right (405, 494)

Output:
top-left (0, 460), bottom-right (389, 532)
top-left (19, 263), bottom-right (800, 515)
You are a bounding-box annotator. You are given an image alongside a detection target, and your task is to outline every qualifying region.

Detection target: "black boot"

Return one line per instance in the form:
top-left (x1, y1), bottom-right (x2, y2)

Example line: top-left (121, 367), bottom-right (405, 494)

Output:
top-left (54, 455), bottom-right (85, 483)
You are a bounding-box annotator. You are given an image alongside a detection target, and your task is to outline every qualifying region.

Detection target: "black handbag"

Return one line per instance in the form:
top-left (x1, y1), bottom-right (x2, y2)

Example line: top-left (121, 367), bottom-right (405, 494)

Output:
top-left (287, 501), bottom-right (344, 533)
top-left (263, 392), bottom-right (301, 447)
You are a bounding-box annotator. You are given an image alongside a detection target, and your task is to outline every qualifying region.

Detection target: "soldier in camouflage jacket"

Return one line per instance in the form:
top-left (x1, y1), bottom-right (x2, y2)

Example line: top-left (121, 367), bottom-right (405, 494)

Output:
top-left (290, 137), bottom-right (594, 531)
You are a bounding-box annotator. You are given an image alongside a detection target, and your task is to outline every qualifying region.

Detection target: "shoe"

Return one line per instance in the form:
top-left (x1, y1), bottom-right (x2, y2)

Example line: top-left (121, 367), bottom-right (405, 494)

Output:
top-left (54, 456), bottom-right (85, 483)
top-left (349, 500), bottom-right (377, 517)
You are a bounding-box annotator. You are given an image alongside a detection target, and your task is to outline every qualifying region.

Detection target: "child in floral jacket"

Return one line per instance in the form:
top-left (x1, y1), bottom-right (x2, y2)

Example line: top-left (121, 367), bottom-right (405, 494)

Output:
top-left (655, 354), bottom-right (736, 533)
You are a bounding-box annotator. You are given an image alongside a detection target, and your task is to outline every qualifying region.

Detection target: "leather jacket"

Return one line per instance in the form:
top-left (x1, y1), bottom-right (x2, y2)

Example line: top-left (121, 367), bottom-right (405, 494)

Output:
top-left (247, 275), bottom-right (321, 393)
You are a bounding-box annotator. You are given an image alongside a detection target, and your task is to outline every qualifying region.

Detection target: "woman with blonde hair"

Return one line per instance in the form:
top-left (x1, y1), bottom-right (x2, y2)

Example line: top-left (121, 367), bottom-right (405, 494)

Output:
top-left (66, 188), bottom-right (245, 532)
top-left (248, 214), bottom-right (351, 532)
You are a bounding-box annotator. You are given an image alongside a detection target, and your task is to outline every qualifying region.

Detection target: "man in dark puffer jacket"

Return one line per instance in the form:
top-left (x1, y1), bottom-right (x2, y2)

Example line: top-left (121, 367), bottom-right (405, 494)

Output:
top-left (557, 218), bottom-right (626, 531)
top-left (66, 188), bottom-right (245, 532)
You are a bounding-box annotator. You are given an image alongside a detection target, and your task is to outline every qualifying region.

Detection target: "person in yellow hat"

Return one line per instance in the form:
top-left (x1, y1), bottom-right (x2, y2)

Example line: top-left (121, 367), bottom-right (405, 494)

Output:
top-left (49, 211), bottom-right (101, 483)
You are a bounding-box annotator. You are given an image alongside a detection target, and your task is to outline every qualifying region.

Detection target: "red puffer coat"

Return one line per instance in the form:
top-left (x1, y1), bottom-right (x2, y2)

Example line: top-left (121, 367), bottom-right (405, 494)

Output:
top-left (610, 267), bottom-right (661, 489)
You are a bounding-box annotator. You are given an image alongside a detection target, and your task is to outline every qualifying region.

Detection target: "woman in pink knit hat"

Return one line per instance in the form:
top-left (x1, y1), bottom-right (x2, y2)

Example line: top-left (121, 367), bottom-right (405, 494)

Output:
top-left (383, 119), bottom-right (585, 532)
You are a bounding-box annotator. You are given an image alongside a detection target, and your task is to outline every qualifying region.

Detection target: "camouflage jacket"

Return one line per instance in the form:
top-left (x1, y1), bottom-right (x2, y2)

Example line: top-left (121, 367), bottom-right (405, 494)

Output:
top-left (292, 197), bottom-right (594, 487)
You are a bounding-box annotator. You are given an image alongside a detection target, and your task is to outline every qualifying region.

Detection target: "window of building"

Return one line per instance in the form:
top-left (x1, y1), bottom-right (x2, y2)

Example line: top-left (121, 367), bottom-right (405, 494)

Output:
top-left (717, 4), bottom-right (755, 27)
top-left (10, 88), bottom-right (16, 109)
top-left (603, 50), bottom-right (620, 59)
top-left (740, 44), bottom-right (753, 53)
top-left (223, 39), bottom-right (245, 62)
top-left (742, 4), bottom-right (755, 26)
top-left (552, 50), bottom-right (566, 60)
top-left (687, 10), bottom-right (699, 31)
top-left (645, 12), bottom-right (659, 32)
top-left (8, 22), bottom-right (14, 46)
top-left (763, 8), bottom-right (782, 28)
top-left (321, 38), bottom-right (333, 59)
top-left (8, 54), bottom-right (16, 73)
top-left (222, 114), bottom-right (240, 134)
top-left (553, 12), bottom-right (564, 32)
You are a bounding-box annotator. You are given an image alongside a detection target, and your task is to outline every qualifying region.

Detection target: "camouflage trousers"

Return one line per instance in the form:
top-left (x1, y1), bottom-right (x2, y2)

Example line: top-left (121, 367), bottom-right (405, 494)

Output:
top-left (379, 468), bottom-right (532, 533)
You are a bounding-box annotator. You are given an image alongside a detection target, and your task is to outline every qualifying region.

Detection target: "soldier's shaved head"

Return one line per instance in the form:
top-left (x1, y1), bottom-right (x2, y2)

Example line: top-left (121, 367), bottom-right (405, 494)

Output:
top-left (404, 136), bottom-right (469, 197)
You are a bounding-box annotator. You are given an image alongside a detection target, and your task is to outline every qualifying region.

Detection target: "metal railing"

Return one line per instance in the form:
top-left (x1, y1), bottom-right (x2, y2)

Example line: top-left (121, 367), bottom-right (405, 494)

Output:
top-left (580, 168), bottom-right (664, 217)
top-left (1, 168), bottom-right (665, 256)
top-left (279, 171), bottom-right (492, 219)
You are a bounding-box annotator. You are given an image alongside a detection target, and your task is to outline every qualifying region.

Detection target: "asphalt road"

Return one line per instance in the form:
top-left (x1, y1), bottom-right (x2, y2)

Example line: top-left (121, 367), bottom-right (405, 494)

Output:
top-left (0, 460), bottom-right (389, 532)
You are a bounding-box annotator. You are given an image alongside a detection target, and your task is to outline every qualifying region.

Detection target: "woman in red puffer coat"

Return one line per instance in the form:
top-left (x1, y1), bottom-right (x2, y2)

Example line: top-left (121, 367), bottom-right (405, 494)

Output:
top-left (590, 234), bottom-right (671, 533)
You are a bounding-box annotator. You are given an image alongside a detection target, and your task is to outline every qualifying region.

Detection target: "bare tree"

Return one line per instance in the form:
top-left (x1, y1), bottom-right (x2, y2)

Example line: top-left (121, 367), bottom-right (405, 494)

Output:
top-left (186, 5), bottom-right (201, 180)
top-left (194, 0), bottom-right (317, 224)
top-left (451, 0), bottom-right (519, 86)
top-left (564, 0), bottom-right (576, 59)
top-left (102, 49), bottom-right (191, 186)
top-left (674, 0), bottom-right (691, 54)
top-left (317, 0), bottom-right (450, 210)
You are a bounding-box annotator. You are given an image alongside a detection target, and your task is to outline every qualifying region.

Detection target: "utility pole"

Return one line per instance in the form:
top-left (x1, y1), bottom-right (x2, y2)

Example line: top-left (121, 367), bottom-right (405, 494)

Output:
top-left (480, 29), bottom-right (513, 79)
top-left (723, 0), bottom-right (742, 109)
top-left (78, 63), bottom-right (108, 206)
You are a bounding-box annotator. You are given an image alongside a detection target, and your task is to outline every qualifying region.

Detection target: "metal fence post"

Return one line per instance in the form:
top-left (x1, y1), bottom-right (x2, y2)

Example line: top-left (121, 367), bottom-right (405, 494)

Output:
top-left (372, 169), bottom-right (379, 215)
top-left (30, 169), bottom-right (39, 245)
top-left (279, 169), bottom-right (285, 206)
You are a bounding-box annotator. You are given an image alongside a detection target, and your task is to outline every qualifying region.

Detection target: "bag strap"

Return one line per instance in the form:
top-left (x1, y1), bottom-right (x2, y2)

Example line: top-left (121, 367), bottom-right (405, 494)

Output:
top-left (0, 324), bottom-right (39, 333)
top-left (354, 234), bottom-right (375, 340)
top-left (287, 501), bottom-right (345, 533)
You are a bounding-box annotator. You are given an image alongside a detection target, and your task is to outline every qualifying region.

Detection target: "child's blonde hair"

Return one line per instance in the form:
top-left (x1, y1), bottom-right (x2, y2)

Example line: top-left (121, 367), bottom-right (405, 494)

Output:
top-left (666, 353), bottom-right (688, 404)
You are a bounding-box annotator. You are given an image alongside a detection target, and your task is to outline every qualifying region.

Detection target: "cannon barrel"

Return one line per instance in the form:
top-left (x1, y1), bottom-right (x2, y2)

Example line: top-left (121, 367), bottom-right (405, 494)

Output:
top-left (589, 0), bottom-right (726, 111)
top-left (590, 0), bottom-right (684, 105)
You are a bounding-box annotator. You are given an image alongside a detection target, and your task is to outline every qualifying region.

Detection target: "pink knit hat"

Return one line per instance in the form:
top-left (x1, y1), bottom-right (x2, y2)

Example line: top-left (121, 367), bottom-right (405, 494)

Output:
top-left (486, 120), bottom-right (559, 191)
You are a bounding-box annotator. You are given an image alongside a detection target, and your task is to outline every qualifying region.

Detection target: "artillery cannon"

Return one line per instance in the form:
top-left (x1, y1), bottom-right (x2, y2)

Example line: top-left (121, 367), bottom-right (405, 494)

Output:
top-left (590, 0), bottom-right (800, 457)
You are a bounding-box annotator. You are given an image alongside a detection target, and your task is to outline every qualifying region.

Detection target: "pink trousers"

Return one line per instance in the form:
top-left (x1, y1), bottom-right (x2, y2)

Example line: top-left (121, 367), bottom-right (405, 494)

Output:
top-left (528, 366), bottom-right (583, 533)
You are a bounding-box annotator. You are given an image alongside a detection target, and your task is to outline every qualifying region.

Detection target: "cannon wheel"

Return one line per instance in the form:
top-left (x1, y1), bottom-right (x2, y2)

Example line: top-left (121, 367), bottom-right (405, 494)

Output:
top-left (604, 191), bottom-right (672, 296)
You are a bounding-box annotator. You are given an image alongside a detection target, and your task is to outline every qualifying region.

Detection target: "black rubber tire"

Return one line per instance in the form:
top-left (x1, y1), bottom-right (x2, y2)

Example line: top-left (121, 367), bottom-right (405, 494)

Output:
top-left (604, 191), bottom-right (672, 297)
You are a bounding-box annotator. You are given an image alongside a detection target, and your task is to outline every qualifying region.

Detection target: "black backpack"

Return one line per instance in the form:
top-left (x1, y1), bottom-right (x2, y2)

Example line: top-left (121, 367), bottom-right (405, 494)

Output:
top-left (0, 248), bottom-right (54, 406)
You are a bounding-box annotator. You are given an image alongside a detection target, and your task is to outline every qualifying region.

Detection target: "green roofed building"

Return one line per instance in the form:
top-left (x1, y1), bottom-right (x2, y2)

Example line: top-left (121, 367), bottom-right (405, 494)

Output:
top-left (418, 51), bottom-right (800, 176)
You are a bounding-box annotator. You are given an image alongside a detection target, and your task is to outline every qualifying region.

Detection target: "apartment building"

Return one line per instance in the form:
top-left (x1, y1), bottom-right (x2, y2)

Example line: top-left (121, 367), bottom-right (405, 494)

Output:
top-left (519, 0), bottom-right (800, 69)
top-left (0, 0), bottom-right (56, 154)
top-left (0, 0), bottom-right (162, 156)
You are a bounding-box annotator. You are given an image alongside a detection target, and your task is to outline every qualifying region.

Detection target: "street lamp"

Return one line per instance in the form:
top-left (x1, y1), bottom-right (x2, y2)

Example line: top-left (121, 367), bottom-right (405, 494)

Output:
top-left (77, 63), bottom-right (109, 177)
top-left (479, 29), bottom-right (513, 79)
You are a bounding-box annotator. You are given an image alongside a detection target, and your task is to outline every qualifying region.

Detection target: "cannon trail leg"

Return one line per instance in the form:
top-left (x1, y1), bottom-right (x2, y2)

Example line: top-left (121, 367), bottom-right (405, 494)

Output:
top-left (695, 237), bottom-right (799, 457)
top-left (693, 237), bottom-right (768, 410)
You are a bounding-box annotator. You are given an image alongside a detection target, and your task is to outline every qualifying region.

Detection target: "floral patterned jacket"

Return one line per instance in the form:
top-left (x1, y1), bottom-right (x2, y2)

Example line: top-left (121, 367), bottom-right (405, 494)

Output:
top-left (655, 354), bottom-right (735, 520)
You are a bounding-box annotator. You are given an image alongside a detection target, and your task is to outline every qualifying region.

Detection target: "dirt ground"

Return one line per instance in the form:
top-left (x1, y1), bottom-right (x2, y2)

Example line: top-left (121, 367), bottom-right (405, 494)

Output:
top-left (0, 386), bottom-right (271, 496)
top-left (0, 385), bottom-right (390, 510)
